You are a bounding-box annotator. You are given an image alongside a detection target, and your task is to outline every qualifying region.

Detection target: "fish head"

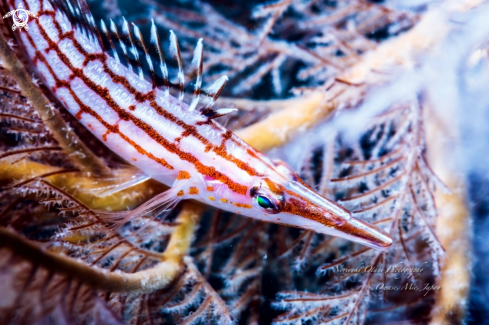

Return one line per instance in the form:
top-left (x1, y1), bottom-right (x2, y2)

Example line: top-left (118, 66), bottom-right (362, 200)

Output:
top-left (245, 160), bottom-right (393, 251)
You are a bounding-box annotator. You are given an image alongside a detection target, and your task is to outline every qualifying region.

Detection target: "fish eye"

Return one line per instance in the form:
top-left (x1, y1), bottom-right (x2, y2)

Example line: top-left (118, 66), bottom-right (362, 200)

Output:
top-left (257, 195), bottom-right (275, 210)
top-left (250, 182), bottom-right (283, 214)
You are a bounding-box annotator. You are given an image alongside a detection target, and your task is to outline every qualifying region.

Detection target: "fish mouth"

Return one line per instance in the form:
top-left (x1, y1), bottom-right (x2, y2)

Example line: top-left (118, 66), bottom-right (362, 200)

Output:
top-left (334, 217), bottom-right (393, 251)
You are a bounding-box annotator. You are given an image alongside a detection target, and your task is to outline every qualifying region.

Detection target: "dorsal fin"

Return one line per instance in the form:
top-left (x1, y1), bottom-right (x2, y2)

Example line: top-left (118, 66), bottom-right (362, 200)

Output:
top-left (132, 23), bottom-right (156, 87)
top-left (202, 76), bottom-right (228, 110)
top-left (189, 39), bottom-right (203, 111)
top-left (109, 19), bottom-right (131, 69)
top-left (202, 107), bottom-right (238, 120)
top-left (100, 20), bottom-right (120, 64)
top-left (50, 0), bottom-right (82, 34)
top-left (48, 0), bottom-right (233, 117)
top-left (121, 18), bottom-right (143, 79)
top-left (169, 30), bottom-right (185, 101)
top-left (150, 19), bottom-right (170, 96)
top-left (199, 76), bottom-right (230, 119)
top-left (78, 0), bottom-right (100, 44)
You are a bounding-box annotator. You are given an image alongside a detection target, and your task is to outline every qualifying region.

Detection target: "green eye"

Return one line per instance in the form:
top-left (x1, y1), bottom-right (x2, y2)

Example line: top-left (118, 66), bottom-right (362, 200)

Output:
top-left (257, 195), bottom-right (275, 210)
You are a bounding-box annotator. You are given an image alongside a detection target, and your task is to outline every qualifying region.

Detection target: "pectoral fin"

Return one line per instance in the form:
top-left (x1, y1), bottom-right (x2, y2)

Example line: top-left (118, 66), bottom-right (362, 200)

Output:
top-left (86, 168), bottom-right (151, 197)
top-left (99, 180), bottom-right (188, 232)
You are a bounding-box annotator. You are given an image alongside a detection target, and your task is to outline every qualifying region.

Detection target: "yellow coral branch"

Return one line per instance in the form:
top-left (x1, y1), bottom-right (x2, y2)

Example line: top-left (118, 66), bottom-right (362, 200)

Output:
top-left (217, 95), bottom-right (323, 112)
top-left (163, 202), bottom-right (205, 262)
top-left (0, 227), bottom-right (178, 293)
top-left (0, 160), bottom-right (166, 210)
top-left (424, 99), bottom-right (471, 324)
top-left (431, 180), bottom-right (470, 324)
top-left (0, 201), bottom-right (203, 293)
top-left (236, 0), bottom-right (485, 152)
top-left (236, 92), bottom-right (332, 152)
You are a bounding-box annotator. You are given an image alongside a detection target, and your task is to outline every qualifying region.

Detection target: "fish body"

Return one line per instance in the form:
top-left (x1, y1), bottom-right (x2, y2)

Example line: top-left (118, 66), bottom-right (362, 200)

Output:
top-left (8, 0), bottom-right (392, 250)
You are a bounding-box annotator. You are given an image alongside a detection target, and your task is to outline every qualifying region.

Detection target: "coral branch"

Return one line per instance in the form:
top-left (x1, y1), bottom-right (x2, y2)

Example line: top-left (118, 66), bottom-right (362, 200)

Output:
top-left (0, 145), bottom-right (62, 159)
top-left (163, 201), bottom-right (205, 263)
top-left (236, 91), bottom-right (331, 151)
top-left (0, 160), bottom-right (166, 210)
top-left (424, 104), bottom-right (471, 324)
top-left (0, 227), bottom-right (178, 293)
top-left (237, 0), bottom-right (485, 152)
top-left (0, 201), bottom-right (203, 293)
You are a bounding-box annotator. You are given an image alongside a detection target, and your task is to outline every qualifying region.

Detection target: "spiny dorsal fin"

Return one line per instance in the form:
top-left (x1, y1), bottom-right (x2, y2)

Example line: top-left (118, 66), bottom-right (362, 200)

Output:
top-left (100, 20), bottom-right (120, 64)
top-left (79, 0), bottom-right (100, 45)
top-left (199, 76), bottom-right (232, 119)
top-left (109, 19), bottom-right (131, 69)
top-left (202, 107), bottom-right (238, 120)
top-left (122, 18), bottom-right (143, 79)
top-left (202, 76), bottom-right (228, 110)
top-left (50, 0), bottom-right (83, 35)
top-left (50, 0), bottom-right (100, 50)
top-left (75, 1), bottom-right (92, 41)
top-left (189, 39), bottom-right (203, 111)
top-left (132, 23), bottom-right (156, 87)
top-left (150, 19), bottom-right (170, 96)
top-left (169, 30), bottom-right (185, 101)
top-left (49, 0), bottom-right (233, 117)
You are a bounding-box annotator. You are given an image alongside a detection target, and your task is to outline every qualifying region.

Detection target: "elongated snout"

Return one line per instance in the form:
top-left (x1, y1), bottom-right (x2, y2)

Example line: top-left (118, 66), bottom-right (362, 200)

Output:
top-left (334, 217), bottom-right (393, 251)
top-left (282, 181), bottom-right (393, 251)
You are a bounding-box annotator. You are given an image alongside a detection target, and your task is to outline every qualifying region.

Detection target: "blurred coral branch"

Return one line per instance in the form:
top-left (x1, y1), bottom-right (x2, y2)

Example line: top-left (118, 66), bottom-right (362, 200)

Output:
top-left (425, 97), bottom-right (471, 325)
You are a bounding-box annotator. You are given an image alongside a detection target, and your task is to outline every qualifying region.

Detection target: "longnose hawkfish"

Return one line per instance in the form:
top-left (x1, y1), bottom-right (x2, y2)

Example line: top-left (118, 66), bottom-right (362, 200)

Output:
top-left (6, 0), bottom-right (393, 250)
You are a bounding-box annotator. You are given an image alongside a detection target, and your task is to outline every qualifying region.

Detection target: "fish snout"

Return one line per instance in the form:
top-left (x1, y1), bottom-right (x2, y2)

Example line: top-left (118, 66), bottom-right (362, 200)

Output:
top-left (337, 217), bottom-right (393, 251)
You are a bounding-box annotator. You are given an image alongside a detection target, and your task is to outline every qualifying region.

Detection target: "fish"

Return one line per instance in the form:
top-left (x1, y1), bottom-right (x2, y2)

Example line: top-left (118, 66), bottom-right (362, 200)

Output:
top-left (5, 0), bottom-right (393, 250)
